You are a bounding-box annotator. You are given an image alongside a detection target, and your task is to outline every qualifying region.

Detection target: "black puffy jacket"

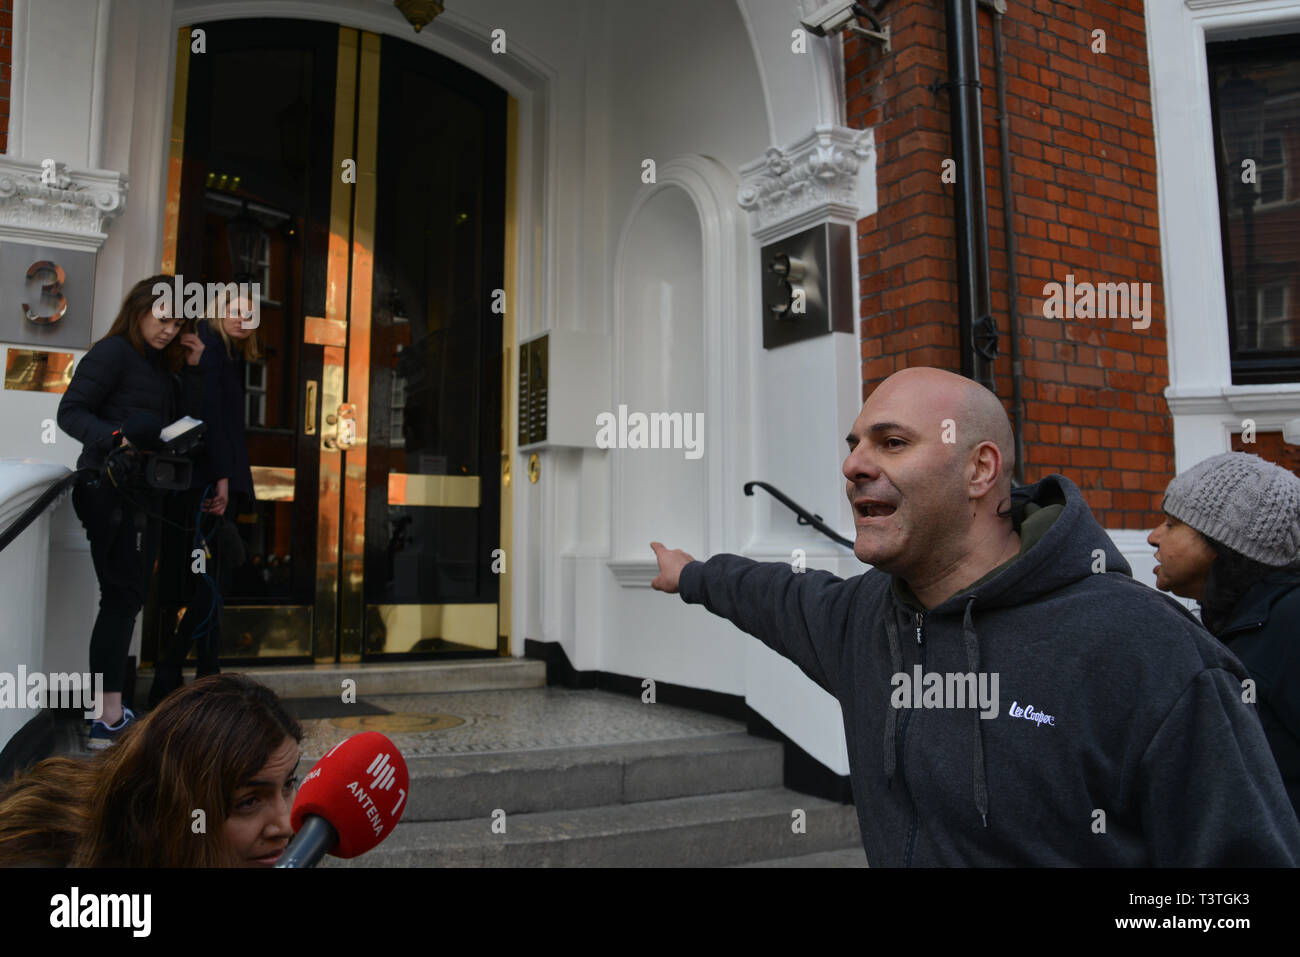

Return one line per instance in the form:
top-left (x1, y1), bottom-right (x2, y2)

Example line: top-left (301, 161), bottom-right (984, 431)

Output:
top-left (57, 334), bottom-right (203, 471)
top-left (190, 322), bottom-right (254, 498)
top-left (1217, 572), bottom-right (1300, 820)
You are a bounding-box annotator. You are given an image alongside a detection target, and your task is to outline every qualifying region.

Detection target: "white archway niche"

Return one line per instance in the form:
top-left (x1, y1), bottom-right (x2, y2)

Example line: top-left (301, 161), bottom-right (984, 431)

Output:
top-left (614, 185), bottom-right (708, 558)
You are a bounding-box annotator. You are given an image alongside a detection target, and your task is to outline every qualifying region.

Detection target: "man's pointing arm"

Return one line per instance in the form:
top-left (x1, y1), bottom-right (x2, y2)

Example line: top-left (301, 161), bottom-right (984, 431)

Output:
top-left (650, 541), bottom-right (857, 700)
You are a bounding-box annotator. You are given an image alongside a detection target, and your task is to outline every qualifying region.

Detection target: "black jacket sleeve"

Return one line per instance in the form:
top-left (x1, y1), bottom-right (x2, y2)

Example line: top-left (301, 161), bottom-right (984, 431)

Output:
top-left (196, 337), bottom-right (234, 480)
top-left (678, 554), bottom-right (859, 701)
top-left (57, 340), bottom-right (125, 455)
top-left (1137, 667), bottom-right (1300, 865)
top-left (178, 364), bottom-right (204, 421)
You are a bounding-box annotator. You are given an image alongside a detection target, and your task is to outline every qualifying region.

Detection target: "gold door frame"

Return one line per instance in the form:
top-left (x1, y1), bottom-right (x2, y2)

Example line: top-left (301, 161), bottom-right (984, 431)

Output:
top-left (498, 95), bottom-right (519, 656)
top-left (159, 23), bottom-right (514, 664)
top-left (336, 29), bottom-right (378, 662)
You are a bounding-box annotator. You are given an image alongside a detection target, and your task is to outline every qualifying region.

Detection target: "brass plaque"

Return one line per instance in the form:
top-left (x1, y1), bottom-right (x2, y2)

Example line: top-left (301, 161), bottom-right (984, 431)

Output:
top-left (387, 473), bottom-right (480, 508)
top-left (303, 314), bottom-right (348, 346)
top-left (251, 466), bottom-right (295, 502)
top-left (4, 348), bottom-right (74, 393)
top-left (365, 603), bottom-right (498, 654)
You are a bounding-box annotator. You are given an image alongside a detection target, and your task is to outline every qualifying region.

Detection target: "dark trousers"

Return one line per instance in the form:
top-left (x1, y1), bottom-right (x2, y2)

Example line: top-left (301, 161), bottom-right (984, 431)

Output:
top-left (150, 488), bottom-right (228, 706)
top-left (72, 478), bottom-right (163, 696)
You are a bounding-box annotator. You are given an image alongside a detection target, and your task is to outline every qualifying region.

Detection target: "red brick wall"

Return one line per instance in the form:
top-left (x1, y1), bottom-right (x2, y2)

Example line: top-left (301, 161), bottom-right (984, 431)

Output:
top-left (848, 0), bottom-right (1170, 529)
top-left (0, 0), bottom-right (11, 153)
top-left (1231, 432), bottom-right (1300, 480)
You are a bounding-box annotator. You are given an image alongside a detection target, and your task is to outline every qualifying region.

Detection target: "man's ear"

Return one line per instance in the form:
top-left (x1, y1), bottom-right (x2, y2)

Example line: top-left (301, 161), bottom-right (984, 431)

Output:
top-left (967, 441), bottom-right (1003, 499)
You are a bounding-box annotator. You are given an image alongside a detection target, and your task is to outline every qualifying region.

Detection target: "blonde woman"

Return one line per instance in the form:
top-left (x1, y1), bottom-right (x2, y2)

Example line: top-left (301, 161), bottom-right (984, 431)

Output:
top-left (149, 286), bottom-right (260, 708)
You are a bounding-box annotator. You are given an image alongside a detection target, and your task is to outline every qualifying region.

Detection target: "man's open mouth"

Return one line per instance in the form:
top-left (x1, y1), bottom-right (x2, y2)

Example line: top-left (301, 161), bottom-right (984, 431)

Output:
top-left (854, 501), bottom-right (897, 518)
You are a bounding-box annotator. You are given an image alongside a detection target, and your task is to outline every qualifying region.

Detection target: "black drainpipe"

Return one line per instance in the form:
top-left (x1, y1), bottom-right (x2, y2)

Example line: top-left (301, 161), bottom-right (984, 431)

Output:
top-left (982, 0), bottom-right (1025, 483)
top-left (870, 0), bottom-right (1024, 477)
top-left (942, 0), bottom-right (998, 393)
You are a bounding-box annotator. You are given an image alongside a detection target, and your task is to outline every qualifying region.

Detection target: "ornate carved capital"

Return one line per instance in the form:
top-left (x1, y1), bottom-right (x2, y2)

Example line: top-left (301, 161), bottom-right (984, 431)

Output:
top-left (0, 157), bottom-right (128, 252)
top-left (738, 125), bottom-right (873, 240)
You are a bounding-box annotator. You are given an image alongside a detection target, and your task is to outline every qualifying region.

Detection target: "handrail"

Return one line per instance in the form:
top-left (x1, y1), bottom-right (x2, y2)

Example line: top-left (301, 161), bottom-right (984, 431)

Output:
top-left (0, 469), bottom-right (88, 555)
top-left (743, 481), bottom-right (854, 549)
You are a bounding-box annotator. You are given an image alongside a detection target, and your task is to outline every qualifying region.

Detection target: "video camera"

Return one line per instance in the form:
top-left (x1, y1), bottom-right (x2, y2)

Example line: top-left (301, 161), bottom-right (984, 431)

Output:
top-left (102, 414), bottom-right (207, 492)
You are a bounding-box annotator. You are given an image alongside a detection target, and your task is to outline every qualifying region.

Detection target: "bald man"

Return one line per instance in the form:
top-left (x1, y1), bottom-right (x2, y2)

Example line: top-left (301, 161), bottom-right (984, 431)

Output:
top-left (651, 367), bottom-right (1300, 866)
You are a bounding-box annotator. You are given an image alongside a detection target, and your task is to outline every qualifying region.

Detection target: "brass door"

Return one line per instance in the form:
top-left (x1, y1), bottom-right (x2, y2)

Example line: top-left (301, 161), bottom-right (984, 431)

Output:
top-left (153, 20), bottom-right (509, 665)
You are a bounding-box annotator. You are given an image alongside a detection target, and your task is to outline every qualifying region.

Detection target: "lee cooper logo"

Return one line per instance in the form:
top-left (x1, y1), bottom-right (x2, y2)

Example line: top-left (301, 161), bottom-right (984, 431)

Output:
top-left (1009, 701), bottom-right (1056, 726)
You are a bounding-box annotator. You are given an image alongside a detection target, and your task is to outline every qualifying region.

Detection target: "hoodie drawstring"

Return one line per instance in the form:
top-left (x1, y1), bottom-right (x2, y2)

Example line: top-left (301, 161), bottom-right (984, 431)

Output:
top-left (962, 598), bottom-right (990, 828)
top-left (882, 606), bottom-right (903, 785)
top-left (883, 593), bottom-right (991, 829)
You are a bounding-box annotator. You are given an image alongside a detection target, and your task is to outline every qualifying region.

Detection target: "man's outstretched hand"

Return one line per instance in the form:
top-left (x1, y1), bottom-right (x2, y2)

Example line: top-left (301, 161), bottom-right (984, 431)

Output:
top-left (650, 541), bottom-right (696, 594)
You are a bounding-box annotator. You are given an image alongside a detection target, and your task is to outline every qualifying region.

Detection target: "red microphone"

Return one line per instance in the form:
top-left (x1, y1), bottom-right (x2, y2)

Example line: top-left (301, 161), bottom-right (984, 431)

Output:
top-left (275, 732), bottom-right (410, 868)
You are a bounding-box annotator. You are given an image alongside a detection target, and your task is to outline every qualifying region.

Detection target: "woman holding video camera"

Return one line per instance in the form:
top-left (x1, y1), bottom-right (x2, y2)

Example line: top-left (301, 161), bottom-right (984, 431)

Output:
top-left (149, 285), bottom-right (259, 707)
top-left (56, 274), bottom-right (205, 748)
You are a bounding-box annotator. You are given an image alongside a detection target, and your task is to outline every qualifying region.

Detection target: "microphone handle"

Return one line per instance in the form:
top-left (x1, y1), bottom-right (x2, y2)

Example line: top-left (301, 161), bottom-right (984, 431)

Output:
top-left (274, 815), bottom-right (339, 869)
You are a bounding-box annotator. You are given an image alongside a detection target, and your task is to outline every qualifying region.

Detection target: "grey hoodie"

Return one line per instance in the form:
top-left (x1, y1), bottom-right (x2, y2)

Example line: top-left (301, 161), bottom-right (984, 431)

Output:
top-left (678, 474), bottom-right (1300, 865)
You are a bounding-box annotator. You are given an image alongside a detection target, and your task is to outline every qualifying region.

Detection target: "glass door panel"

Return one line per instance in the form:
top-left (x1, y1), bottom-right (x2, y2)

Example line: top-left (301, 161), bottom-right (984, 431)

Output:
top-left (358, 34), bottom-right (507, 657)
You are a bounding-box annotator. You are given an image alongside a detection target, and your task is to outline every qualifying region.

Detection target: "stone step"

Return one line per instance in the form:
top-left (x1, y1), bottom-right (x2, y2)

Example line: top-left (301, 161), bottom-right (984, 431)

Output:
top-left (376, 732), bottom-right (785, 822)
top-left (325, 788), bottom-right (862, 867)
top-left (134, 658), bottom-right (545, 702)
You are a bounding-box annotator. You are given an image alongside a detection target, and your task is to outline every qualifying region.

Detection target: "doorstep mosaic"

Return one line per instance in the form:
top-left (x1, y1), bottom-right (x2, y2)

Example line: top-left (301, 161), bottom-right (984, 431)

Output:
top-left (296, 687), bottom-right (745, 759)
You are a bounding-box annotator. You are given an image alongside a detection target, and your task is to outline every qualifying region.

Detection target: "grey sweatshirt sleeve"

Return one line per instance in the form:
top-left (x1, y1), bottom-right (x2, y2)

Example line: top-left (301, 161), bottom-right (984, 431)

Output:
top-left (1138, 667), bottom-right (1300, 866)
top-left (678, 554), bottom-right (858, 701)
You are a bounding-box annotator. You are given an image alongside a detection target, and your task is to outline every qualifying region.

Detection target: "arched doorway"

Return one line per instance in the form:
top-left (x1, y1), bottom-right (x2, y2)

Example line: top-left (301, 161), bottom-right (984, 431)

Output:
top-left (151, 19), bottom-right (508, 665)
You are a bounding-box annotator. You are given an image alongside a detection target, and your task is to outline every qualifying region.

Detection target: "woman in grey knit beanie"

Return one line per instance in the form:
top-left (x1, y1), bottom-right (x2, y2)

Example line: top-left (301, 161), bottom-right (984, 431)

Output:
top-left (1148, 450), bottom-right (1300, 816)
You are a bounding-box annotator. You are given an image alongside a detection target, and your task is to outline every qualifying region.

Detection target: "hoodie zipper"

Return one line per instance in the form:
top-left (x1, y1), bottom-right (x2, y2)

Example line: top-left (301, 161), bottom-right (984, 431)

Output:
top-left (897, 610), bottom-right (925, 866)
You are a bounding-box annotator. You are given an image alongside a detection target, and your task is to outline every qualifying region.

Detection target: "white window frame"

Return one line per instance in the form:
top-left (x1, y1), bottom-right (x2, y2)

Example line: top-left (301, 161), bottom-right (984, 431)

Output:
top-left (245, 360), bottom-right (267, 428)
top-left (1148, 0), bottom-right (1300, 472)
top-left (1256, 128), bottom-right (1288, 207)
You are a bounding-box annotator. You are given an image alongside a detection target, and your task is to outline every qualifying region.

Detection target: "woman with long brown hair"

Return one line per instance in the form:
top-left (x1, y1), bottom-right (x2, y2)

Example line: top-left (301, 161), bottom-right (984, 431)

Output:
top-left (151, 285), bottom-right (261, 704)
top-left (0, 674), bottom-right (302, 867)
top-left (56, 274), bottom-right (205, 747)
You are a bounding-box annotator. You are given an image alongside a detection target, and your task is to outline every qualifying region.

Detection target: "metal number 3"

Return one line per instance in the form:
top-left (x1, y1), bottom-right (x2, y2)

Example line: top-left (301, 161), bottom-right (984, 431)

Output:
top-left (23, 261), bottom-right (68, 325)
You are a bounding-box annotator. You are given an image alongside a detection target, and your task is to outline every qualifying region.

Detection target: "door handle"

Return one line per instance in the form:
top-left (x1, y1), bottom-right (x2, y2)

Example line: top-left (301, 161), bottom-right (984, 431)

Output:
top-left (336, 403), bottom-right (357, 450)
top-left (305, 380), bottom-right (318, 435)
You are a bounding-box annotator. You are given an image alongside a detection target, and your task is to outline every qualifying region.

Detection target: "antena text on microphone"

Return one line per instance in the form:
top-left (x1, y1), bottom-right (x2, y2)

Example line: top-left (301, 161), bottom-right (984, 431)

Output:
top-left (0, 667), bottom-right (103, 720)
top-left (151, 276), bottom-right (261, 330)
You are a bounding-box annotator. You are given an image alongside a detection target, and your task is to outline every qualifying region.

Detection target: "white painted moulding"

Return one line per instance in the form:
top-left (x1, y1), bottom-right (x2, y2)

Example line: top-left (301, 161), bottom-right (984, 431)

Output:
top-left (0, 157), bottom-right (128, 252)
top-left (737, 124), bottom-right (873, 241)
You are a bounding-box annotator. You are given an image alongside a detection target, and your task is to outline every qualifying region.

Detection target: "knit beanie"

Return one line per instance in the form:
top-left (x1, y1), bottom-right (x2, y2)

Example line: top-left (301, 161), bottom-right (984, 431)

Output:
top-left (1162, 452), bottom-right (1300, 567)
